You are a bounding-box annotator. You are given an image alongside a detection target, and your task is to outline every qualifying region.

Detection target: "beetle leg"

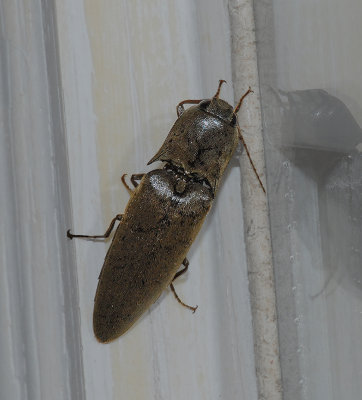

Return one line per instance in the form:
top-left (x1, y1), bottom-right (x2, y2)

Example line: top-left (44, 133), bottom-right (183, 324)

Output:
top-left (67, 214), bottom-right (123, 240)
top-left (176, 99), bottom-right (202, 117)
top-left (213, 79), bottom-right (227, 99)
top-left (237, 126), bottom-right (266, 194)
top-left (121, 174), bottom-right (133, 195)
top-left (172, 257), bottom-right (189, 281)
top-left (233, 87), bottom-right (253, 114)
top-left (130, 173), bottom-right (145, 188)
top-left (170, 258), bottom-right (198, 313)
top-left (170, 284), bottom-right (198, 313)
top-left (121, 173), bottom-right (145, 195)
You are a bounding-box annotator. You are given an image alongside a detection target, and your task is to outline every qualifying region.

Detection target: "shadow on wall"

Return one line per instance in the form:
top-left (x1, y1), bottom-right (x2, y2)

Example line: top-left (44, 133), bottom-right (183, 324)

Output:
top-left (270, 88), bottom-right (362, 299)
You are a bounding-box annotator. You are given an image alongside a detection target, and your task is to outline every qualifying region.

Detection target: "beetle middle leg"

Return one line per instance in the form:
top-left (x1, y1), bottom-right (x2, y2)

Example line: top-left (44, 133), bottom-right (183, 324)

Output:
top-left (130, 174), bottom-right (144, 188)
top-left (67, 214), bottom-right (123, 240)
top-left (170, 258), bottom-right (198, 313)
top-left (121, 173), bottom-right (145, 194)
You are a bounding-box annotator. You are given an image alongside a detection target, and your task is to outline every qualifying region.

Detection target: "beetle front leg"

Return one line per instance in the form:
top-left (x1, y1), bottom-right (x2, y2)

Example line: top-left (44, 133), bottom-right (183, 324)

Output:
top-left (170, 258), bottom-right (198, 313)
top-left (176, 99), bottom-right (202, 117)
top-left (67, 214), bottom-right (123, 240)
top-left (237, 126), bottom-right (266, 194)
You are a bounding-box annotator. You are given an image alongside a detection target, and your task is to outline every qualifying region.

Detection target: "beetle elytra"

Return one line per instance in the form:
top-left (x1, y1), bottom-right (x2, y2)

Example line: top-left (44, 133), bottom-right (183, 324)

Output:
top-left (67, 80), bottom-right (265, 343)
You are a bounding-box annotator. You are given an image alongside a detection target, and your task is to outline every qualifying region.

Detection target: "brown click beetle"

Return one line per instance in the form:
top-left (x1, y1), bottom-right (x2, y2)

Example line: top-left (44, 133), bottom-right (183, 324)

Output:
top-left (67, 80), bottom-right (265, 343)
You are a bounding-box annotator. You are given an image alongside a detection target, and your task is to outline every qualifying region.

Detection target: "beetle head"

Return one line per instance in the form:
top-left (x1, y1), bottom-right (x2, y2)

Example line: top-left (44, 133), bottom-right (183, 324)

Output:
top-left (197, 80), bottom-right (235, 124)
top-left (197, 81), bottom-right (252, 126)
top-left (198, 98), bottom-right (236, 125)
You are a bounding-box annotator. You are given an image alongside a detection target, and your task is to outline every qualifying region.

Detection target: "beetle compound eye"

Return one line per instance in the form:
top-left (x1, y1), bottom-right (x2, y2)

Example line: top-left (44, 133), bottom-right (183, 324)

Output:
top-left (199, 100), bottom-right (211, 111)
top-left (230, 114), bottom-right (237, 126)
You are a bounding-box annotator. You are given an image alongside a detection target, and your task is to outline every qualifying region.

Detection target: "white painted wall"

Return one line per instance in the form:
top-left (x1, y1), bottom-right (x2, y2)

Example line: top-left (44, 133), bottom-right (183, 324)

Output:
top-left (254, 1), bottom-right (362, 399)
top-left (0, 1), bottom-right (83, 399)
top-left (5, 0), bottom-right (361, 398)
top-left (1, 0), bottom-right (282, 399)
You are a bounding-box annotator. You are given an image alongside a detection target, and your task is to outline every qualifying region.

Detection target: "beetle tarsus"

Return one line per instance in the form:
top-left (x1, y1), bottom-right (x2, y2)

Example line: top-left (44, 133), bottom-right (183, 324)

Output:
top-left (66, 214), bottom-right (123, 240)
top-left (170, 283), bottom-right (198, 313)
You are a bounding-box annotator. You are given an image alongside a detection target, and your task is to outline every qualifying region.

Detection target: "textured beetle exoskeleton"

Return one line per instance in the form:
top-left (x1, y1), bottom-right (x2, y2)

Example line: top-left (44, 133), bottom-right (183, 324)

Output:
top-left (93, 169), bottom-right (213, 342)
top-left (68, 81), bottom-right (263, 342)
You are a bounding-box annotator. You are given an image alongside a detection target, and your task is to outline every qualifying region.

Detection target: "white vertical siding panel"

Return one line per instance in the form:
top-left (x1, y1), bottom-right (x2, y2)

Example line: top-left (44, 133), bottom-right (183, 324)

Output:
top-left (56, 1), bottom-right (260, 399)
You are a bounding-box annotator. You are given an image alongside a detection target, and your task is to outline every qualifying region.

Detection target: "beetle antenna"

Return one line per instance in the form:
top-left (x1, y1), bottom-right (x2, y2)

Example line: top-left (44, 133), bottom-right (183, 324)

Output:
top-left (234, 87), bottom-right (253, 114)
top-left (237, 125), bottom-right (266, 194)
top-left (213, 80), bottom-right (227, 99)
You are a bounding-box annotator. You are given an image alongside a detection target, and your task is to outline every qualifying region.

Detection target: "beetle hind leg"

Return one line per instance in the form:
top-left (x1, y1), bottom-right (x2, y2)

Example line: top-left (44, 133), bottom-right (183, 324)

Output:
top-left (170, 258), bottom-right (198, 313)
top-left (67, 214), bottom-right (123, 240)
top-left (173, 257), bottom-right (189, 280)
